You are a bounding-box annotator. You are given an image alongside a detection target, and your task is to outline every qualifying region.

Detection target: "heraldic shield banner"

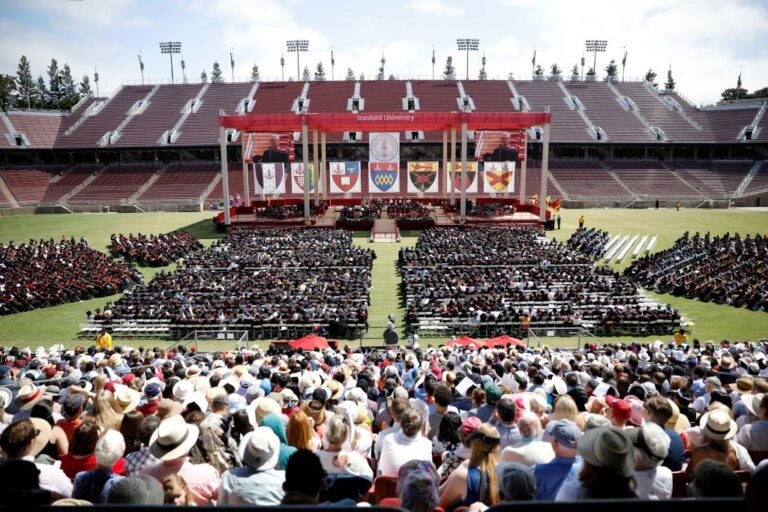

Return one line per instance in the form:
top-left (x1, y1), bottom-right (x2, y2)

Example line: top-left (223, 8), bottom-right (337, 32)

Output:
top-left (369, 132), bottom-right (400, 193)
top-left (329, 161), bottom-right (362, 194)
top-left (253, 163), bottom-right (286, 195)
top-left (483, 161), bottom-right (516, 194)
top-left (449, 161), bottom-right (478, 193)
top-left (290, 162), bottom-right (315, 193)
top-left (407, 161), bottom-right (439, 194)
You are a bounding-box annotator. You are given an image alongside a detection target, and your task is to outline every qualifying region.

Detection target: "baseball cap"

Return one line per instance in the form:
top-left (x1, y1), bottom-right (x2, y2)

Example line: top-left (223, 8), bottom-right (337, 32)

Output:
top-left (549, 419), bottom-right (581, 449)
top-left (606, 395), bottom-right (631, 421)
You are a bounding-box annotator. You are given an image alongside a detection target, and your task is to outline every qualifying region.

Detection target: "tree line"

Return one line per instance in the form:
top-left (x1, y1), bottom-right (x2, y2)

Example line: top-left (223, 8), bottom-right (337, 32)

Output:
top-left (0, 55), bottom-right (93, 112)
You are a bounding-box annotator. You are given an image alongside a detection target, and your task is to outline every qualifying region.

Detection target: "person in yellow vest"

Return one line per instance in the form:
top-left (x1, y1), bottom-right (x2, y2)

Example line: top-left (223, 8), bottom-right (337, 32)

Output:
top-left (673, 328), bottom-right (688, 346)
top-left (578, 215), bottom-right (585, 229)
top-left (96, 327), bottom-right (112, 350)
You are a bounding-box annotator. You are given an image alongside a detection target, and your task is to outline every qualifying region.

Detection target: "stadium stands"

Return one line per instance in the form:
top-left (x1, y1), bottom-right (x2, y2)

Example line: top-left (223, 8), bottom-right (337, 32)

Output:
top-left (461, 80), bottom-right (517, 112)
top-left (68, 163), bottom-right (159, 203)
top-left (39, 165), bottom-right (98, 205)
top-left (251, 81), bottom-right (305, 113)
top-left (174, 82), bottom-right (254, 146)
top-left (206, 166), bottom-right (254, 204)
top-left (613, 82), bottom-right (703, 142)
top-left (137, 162), bottom-right (220, 203)
top-left (306, 81), bottom-right (356, 113)
top-left (7, 111), bottom-right (63, 148)
top-left (672, 160), bottom-right (753, 199)
top-left (565, 82), bottom-right (649, 142)
top-left (359, 80), bottom-right (408, 111)
top-left (0, 167), bottom-right (56, 206)
top-left (701, 107), bottom-right (759, 142)
top-left (547, 160), bottom-right (632, 200)
top-left (513, 80), bottom-right (590, 142)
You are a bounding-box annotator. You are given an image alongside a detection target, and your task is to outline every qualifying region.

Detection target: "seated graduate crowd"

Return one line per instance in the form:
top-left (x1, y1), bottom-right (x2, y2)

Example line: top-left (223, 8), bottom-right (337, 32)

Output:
top-left (626, 232), bottom-right (768, 312)
top-left (400, 227), bottom-right (679, 333)
top-left (0, 238), bottom-right (142, 316)
top-left (110, 231), bottom-right (203, 267)
top-left (1, 337), bottom-right (767, 507)
top-left (566, 227), bottom-right (610, 260)
top-left (106, 228), bottom-right (373, 328)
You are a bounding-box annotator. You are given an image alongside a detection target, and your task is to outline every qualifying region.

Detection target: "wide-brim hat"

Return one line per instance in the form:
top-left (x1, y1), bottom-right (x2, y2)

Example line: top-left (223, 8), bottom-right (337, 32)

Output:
top-left (326, 379), bottom-right (344, 401)
top-left (185, 365), bottom-right (201, 378)
top-left (251, 396), bottom-right (282, 425)
top-left (107, 474), bottom-right (164, 505)
top-left (743, 393), bottom-right (766, 420)
top-left (728, 377), bottom-right (754, 395)
top-left (699, 409), bottom-right (738, 441)
top-left (29, 417), bottom-right (53, 457)
top-left (182, 391), bottom-right (208, 414)
top-left (149, 415), bottom-right (200, 461)
top-left (239, 427), bottom-right (280, 471)
top-left (15, 384), bottom-right (45, 411)
top-left (114, 387), bottom-right (141, 413)
top-left (173, 380), bottom-right (194, 401)
top-left (0, 387), bottom-right (13, 410)
top-left (578, 427), bottom-right (633, 478)
top-left (300, 399), bottom-right (326, 426)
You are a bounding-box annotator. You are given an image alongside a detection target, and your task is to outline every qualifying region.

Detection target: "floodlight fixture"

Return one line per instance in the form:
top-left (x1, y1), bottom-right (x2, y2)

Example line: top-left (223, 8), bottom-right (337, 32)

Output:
top-left (456, 38), bottom-right (479, 80)
top-left (286, 39), bottom-right (310, 81)
top-left (585, 39), bottom-right (607, 77)
top-left (159, 41), bottom-right (182, 84)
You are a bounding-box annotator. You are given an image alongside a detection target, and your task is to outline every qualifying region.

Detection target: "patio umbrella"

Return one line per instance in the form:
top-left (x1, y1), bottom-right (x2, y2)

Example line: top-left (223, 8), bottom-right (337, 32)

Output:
top-left (445, 335), bottom-right (484, 349)
top-left (289, 334), bottom-right (330, 351)
top-left (485, 334), bottom-right (526, 348)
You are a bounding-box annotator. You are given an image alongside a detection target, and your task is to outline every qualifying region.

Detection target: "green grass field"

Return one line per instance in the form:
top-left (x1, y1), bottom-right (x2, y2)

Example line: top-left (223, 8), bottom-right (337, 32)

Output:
top-left (1, 208), bottom-right (767, 350)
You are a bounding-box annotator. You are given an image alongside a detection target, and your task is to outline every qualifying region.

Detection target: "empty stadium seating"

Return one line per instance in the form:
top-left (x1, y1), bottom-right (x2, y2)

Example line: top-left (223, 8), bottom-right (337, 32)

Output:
top-left (410, 81), bottom-right (462, 112)
top-left (513, 80), bottom-right (590, 142)
top-left (358, 80), bottom-right (408, 111)
top-left (306, 81), bottom-right (356, 113)
top-left (613, 82), bottom-right (703, 142)
top-left (137, 162), bottom-right (219, 203)
top-left (0, 168), bottom-right (57, 205)
top-left (565, 82), bottom-right (649, 142)
top-left (547, 160), bottom-right (632, 200)
top-left (39, 165), bottom-right (99, 205)
top-left (7, 112), bottom-right (62, 148)
top-left (673, 160), bottom-right (753, 198)
top-left (174, 82), bottom-right (255, 146)
top-left (68, 163), bottom-right (159, 203)
top-left (461, 80), bottom-right (517, 112)
top-left (251, 82), bottom-right (305, 114)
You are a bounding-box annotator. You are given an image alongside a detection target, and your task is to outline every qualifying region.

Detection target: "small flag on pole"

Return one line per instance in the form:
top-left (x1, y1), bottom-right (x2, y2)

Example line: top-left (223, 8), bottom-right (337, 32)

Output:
top-left (138, 53), bottom-right (144, 72)
top-left (622, 50), bottom-right (627, 67)
top-left (230, 51), bottom-right (235, 69)
top-left (737, 71), bottom-right (742, 89)
top-left (331, 50), bottom-right (335, 66)
top-left (531, 49), bottom-right (536, 66)
top-left (432, 47), bottom-right (435, 65)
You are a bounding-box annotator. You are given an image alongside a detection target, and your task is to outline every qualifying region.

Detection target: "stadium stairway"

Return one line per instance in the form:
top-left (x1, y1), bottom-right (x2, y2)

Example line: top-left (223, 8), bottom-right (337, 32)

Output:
top-left (0, 175), bottom-right (21, 208)
top-left (58, 170), bottom-right (100, 205)
top-left (128, 164), bottom-right (168, 204)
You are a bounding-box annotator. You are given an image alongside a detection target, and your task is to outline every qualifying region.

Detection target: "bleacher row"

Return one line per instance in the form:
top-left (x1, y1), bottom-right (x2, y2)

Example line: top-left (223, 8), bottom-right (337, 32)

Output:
top-left (0, 159), bottom-right (763, 208)
top-left (1, 80), bottom-right (765, 152)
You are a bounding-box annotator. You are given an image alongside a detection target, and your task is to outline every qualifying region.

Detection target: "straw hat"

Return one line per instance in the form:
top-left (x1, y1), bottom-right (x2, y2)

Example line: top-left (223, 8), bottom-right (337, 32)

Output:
top-left (29, 417), bottom-right (53, 457)
top-left (699, 408), bottom-right (738, 441)
top-left (239, 427), bottom-right (280, 470)
top-left (14, 384), bottom-right (45, 411)
top-left (252, 396), bottom-right (282, 425)
top-left (113, 387), bottom-right (141, 414)
top-left (728, 376), bottom-right (754, 395)
top-left (326, 379), bottom-right (344, 401)
top-left (0, 387), bottom-right (13, 410)
top-left (149, 415), bottom-right (200, 461)
top-left (172, 380), bottom-right (194, 402)
top-left (743, 393), bottom-right (766, 420)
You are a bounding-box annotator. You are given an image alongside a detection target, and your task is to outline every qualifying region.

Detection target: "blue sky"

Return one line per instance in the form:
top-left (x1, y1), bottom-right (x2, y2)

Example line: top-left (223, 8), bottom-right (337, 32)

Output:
top-left (1, 0), bottom-right (767, 105)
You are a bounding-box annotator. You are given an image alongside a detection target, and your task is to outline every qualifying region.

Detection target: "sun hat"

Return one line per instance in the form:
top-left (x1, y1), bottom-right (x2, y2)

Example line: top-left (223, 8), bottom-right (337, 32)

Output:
top-left (326, 379), bottom-right (344, 400)
top-left (0, 387), bottom-right (13, 410)
top-left (15, 384), bottom-right (46, 411)
top-left (149, 415), bottom-right (200, 461)
top-left (728, 376), bottom-right (754, 395)
top-left (172, 380), bottom-right (194, 402)
top-left (113, 387), bottom-right (141, 413)
top-left (743, 393), bottom-right (766, 419)
top-left (185, 365), bottom-right (201, 378)
top-left (252, 396), bottom-right (282, 424)
top-left (549, 419), bottom-right (581, 449)
top-left (578, 427), bottom-right (633, 478)
top-left (699, 408), bottom-right (738, 441)
top-left (239, 426), bottom-right (280, 470)
top-left (106, 475), bottom-right (164, 505)
top-left (182, 390), bottom-right (208, 413)
top-left (156, 398), bottom-right (183, 420)
top-left (29, 417), bottom-right (53, 457)
top-left (300, 399), bottom-right (326, 426)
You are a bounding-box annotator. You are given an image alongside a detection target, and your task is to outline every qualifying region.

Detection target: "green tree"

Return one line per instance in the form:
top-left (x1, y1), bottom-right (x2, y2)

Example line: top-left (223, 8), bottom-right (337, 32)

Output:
top-left (443, 56), bottom-right (455, 80)
top-left (345, 67), bottom-right (355, 81)
top-left (34, 75), bottom-right (48, 108)
top-left (78, 75), bottom-right (92, 97)
top-left (59, 64), bottom-right (79, 109)
top-left (359, 72), bottom-right (366, 81)
top-left (200, 70), bottom-right (208, 83)
top-left (720, 87), bottom-right (750, 101)
top-left (47, 58), bottom-right (62, 108)
top-left (550, 63), bottom-right (562, 80)
top-left (534, 64), bottom-right (544, 78)
top-left (570, 64), bottom-right (579, 81)
top-left (751, 87), bottom-right (768, 98)
top-left (645, 69), bottom-right (658, 88)
top-left (15, 55), bottom-right (34, 109)
top-left (250, 64), bottom-right (260, 82)
top-left (314, 62), bottom-right (326, 81)
top-left (664, 69), bottom-right (675, 91)
top-left (0, 74), bottom-right (18, 113)
top-left (586, 67), bottom-right (596, 80)
top-left (388, 74), bottom-right (396, 80)
top-left (478, 66), bottom-right (487, 80)
top-left (604, 59), bottom-right (618, 81)
top-left (210, 61), bottom-right (224, 83)
top-left (302, 65), bottom-right (311, 82)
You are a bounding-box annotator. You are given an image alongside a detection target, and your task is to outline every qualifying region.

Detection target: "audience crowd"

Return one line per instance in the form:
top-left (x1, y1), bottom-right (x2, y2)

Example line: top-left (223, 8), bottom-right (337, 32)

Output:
top-left (566, 228), bottom-right (610, 260)
top-left (0, 336), bottom-right (767, 508)
top-left (339, 200), bottom-right (431, 221)
top-left (110, 232), bottom-right (203, 267)
top-left (0, 238), bottom-right (141, 316)
top-left (400, 227), bottom-right (680, 335)
top-left (467, 203), bottom-right (516, 218)
top-left (104, 229), bottom-right (373, 331)
top-left (626, 232), bottom-right (768, 312)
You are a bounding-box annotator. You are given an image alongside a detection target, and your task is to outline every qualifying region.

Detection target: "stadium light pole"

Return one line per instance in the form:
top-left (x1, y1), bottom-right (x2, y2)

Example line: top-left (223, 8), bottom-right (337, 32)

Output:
top-left (280, 54), bottom-right (285, 81)
top-left (159, 41), bottom-right (182, 84)
top-left (456, 38), bottom-right (479, 80)
top-left (286, 39), bottom-right (309, 81)
top-left (584, 39), bottom-right (607, 77)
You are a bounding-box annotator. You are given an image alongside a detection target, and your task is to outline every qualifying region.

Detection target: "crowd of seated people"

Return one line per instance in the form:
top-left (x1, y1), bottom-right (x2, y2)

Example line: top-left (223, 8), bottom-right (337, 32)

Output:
top-left (0, 238), bottom-right (141, 315)
top-left (339, 203), bottom-right (381, 221)
top-left (380, 199), bottom-right (430, 219)
top-left (401, 227), bottom-right (679, 334)
top-left (1, 337), bottom-right (767, 506)
top-left (468, 202), bottom-right (516, 218)
top-left (110, 232), bottom-right (203, 267)
top-left (105, 229), bottom-right (373, 332)
top-left (567, 228), bottom-right (610, 260)
top-left (626, 232), bottom-right (768, 312)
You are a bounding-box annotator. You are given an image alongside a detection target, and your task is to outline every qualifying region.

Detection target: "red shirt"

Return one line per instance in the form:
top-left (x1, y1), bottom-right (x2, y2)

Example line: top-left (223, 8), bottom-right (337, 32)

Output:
top-left (60, 454), bottom-right (126, 480)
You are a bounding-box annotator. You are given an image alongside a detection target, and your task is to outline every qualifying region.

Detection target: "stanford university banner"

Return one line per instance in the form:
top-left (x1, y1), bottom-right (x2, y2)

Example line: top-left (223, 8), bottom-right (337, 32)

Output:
top-left (329, 161), bottom-right (362, 194)
top-left (407, 161), bottom-right (439, 194)
top-left (449, 161), bottom-right (478, 193)
top-left (483, 161), bottom-right (515, 194)
top-left (290, 162), bottom-right (315, 193)
top-left (253, 163), bottom-right (286, 195)
top-left (369, 132), bottom-right (400, 194)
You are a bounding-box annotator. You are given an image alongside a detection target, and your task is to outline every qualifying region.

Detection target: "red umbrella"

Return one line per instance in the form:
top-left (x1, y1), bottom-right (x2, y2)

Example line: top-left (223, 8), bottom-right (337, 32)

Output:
top-left (289, 334), bottom-right (330, 351)
top-left (445, 335), bottom-right (484, 349)
top-left (485, 334), bottom-right (526, 348)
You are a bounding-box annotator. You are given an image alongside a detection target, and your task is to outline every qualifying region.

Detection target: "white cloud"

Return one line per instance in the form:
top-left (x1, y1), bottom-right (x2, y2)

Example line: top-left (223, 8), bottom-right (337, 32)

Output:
top-left (407, 0), bottom-right (463, 16)
top-left (12, 0), bottom-right (150, 29)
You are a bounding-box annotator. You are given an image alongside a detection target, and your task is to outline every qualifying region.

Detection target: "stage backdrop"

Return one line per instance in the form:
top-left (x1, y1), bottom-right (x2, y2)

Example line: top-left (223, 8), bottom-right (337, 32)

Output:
top-left (329, 162), bottom-right (362, 194)
top-left (407, 161), bottom-right (439, 194)
top-left (483, 161), bottom-right (515, 194)
top-left (449, 161), bottom-right (478, 194)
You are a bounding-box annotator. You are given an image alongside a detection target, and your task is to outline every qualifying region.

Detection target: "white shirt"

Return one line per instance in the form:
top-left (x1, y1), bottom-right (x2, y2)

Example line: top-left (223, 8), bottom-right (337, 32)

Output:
top-left (21, 455), bottom-right (73, 500)
top-left (500, 439), bottom-right (555, 467)
top-left (633, 466), bottom-right (673, 500)
top-left (736, 419), bottom-right (768, 450)
top-left (377, 431), bottom-right (432, 477)
top-left (374, 422), bottom-right (400, 460)
top-left (315, 450), bottom-right (373, 479)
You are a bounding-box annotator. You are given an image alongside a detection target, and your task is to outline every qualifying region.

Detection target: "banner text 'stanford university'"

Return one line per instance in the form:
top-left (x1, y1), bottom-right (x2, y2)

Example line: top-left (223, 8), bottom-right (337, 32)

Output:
top-left (355, 114), bottom-right (416, 123)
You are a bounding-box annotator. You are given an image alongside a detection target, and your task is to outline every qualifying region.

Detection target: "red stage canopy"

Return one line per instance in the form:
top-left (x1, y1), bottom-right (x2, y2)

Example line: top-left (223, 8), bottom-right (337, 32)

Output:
top-left (219, 111), bottom-right (551, 133)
